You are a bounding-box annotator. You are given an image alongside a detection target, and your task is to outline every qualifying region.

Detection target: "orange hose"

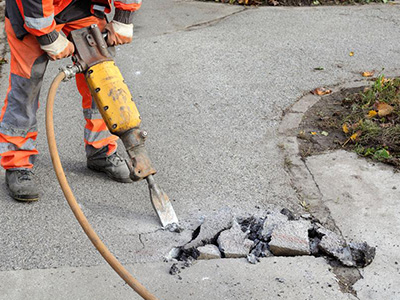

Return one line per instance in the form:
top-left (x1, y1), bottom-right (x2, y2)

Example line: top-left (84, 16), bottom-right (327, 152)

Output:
top-left (45, 71), bottom-right (159, 300)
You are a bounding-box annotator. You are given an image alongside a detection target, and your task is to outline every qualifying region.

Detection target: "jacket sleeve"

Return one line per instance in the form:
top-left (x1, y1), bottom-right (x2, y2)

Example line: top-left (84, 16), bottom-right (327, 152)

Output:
top-left (113, 0), bottom-right (142, 24)
top-left (20, 0), bottom-right (56, 37)
top-left (114, 0), bottom-right (142, 12)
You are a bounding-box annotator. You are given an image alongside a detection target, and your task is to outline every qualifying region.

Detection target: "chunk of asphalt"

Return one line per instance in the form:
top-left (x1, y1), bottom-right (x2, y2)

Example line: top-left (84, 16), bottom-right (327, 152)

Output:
top-left (280, 208), bottom-right (296, 221)
top-left (348, 242), bottom-right (376, 267)
top-left (239, 216), bottom-right (265, 241)
top-left (184, 207), bottom-right (234, 250)
top-left (250, 240), bottom-right (272, 258)
top-left (309, 237), bottom-right (321, 255)
top-left (169, 263), bottom-right (181, 275)
top-left (179, 248), bottom-right (200, 262)
top-left (317, 227), bottom-right (355, 267)
top-left (247, 253), bottom-right (260, 264)
top-left (300, 213), bottom-right (312, 220)
top-left (269, 221), bottom-right (311, 256)
top-left (261, 211), bottom-right (289, 239)
top-left (197, 244), bottom-right (222, 260)
top-left (218, 220), bottom-right (254, 258)
top-left (164, 247), bottom-right (181, 262)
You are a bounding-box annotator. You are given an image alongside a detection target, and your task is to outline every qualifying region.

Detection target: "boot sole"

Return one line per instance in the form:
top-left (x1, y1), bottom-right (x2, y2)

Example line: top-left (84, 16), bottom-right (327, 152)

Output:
top-left (11, 194), bottom-right (39, 202)
top-left (6, 185), bottom-right (39, 202)
top-left (87, 164), bottom-right (133, 183)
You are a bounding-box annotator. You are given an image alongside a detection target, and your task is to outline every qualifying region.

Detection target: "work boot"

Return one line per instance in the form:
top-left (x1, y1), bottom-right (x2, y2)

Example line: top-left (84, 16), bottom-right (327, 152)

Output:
top-left (5, 169), bottom-right (40, 202)
top-left (87, 152), bottom-right (132, 183)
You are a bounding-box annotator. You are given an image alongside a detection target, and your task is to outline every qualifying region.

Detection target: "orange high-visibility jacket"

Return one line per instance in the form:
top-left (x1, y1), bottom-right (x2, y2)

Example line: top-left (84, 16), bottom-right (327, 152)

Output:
top-left (6, 0), bottom-right (141, 39)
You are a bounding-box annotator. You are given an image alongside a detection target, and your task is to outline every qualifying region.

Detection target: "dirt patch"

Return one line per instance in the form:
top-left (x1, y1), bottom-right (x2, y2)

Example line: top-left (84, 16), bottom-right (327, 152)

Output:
top-left (298, 77), bottom-right (400, 168)
top-left (197, 0), bottom-right (391, 6)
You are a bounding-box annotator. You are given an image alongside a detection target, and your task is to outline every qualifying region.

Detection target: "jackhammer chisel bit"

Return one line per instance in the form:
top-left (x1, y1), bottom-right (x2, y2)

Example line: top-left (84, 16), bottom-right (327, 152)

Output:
top-left (69, 24), bottom-right (179, 227)
top-left (147, 175), bottom-right (179, 228)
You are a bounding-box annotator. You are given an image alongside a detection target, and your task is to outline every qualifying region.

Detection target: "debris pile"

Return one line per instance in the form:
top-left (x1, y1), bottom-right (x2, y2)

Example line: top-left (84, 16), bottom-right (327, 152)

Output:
top-left (167, 208), bottom-right (375, 274)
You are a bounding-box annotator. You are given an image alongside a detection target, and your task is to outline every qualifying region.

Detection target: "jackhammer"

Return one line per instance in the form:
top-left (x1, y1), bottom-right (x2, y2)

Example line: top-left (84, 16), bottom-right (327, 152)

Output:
top-left (45, 24), bottom-right (179, 299)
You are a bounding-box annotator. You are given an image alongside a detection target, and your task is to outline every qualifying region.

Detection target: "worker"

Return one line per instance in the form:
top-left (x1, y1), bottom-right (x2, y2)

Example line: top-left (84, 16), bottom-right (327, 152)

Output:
top-left (1, 0), bottom-right (141, 201)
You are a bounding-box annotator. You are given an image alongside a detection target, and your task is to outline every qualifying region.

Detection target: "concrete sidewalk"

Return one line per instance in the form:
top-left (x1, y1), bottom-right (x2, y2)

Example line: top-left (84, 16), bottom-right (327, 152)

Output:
top-left (0, 0), bottom-right (399, 299)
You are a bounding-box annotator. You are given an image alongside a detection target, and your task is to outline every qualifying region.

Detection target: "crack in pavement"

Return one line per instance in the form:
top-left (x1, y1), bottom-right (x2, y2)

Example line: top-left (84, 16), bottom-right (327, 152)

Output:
top-left (137, 228), bottom-right (165, 250)
top-left (136, 7), bottom-right (250, 39)
top-left (302, 157), bottom-right (364, 299)
top-left (138, 233), bottom-right (146, 249)
top-left (365, 7), bottom-right (400, 26)
top-left (184, 7), bottom-right (248, 31)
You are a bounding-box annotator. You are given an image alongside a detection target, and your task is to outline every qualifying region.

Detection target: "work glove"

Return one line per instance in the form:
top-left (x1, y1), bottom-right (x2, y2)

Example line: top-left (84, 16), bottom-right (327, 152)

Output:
top-left (40, 33), bottom-right (75, 61)
top-left (105, 21), bottom-right (133, 46)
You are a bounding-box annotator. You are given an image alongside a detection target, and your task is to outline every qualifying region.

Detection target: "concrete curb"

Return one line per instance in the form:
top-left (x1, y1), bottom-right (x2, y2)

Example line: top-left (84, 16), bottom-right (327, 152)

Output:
top-left (0, 0), bottom-right (6, 70)
top-left (277, 75), bottom-right (398, 231)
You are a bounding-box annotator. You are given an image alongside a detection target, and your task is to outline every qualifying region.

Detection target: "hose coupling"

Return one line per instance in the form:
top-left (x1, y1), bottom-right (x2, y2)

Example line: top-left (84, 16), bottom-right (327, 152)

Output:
top-left (59, 64), bottom-right (82, 81)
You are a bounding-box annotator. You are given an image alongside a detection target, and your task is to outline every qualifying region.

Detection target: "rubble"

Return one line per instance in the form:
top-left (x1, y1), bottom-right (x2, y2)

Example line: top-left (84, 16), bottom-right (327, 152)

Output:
top-left (261, 211), bottom-right (289, 239)
top-left (239, 216), bottom-right (265, 241)
top-left (317, 227), bottom-right (354, 267)
top-left (218, 220), bottom-right (254, 258)
top-left (170, 208), bottom-right (375, 272)
top-left (164, 247), bottom-right (181, 261)
top-left (247, 253), bottom-right (259, 264)
top-left (348, 242), bottom-right (376, 267)
top-left (249, 240), bottom-right (272, 258)
top-left (197, 245), bottom-right (221, 260)
top-left (280, 208), bottom-right (296, 220)
top-left (169, 263), bottom-right (180, 275)
top-left (184, 207), bottom-right (234, 250)
top-left (164, 223), bottom-right (183, 233)
top-left (269, 221), bottom-right (311, 256)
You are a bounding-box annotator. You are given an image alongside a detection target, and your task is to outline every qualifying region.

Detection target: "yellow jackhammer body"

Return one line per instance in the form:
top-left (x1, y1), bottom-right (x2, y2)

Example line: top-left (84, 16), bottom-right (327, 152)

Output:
top-left (66, 24), bottom-right (178, 227)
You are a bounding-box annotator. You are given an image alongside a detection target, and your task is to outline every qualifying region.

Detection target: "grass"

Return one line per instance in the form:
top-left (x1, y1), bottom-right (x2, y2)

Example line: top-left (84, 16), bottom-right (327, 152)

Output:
top-left (198, 0), bottom-right (391, 6)
top-left (340, 75), bottom-right (400, 167)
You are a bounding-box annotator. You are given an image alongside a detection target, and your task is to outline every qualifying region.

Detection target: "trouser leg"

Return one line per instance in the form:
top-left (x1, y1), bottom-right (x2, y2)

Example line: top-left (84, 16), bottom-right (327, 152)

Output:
top-left (0, 18), bottom-right (48, 170)
top-left (61, 16), bottom-right (118, 159)
top-left (76, 73), bottom-right (118, 158)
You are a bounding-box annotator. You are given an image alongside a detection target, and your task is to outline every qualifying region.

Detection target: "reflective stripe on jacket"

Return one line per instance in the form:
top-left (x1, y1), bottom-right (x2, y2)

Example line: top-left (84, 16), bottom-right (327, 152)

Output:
top-left (5, 0), bottom-right (142, 39)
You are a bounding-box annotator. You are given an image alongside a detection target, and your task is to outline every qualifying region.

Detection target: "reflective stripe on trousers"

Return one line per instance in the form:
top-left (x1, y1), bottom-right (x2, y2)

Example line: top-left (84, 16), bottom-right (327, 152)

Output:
top-left (0, 17), bottom-right (118, 170)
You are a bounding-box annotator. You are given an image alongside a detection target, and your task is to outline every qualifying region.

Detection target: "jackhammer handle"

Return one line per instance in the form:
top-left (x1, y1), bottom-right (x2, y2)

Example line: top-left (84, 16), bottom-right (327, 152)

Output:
top-left (90, 24), bottom-right (109, 57)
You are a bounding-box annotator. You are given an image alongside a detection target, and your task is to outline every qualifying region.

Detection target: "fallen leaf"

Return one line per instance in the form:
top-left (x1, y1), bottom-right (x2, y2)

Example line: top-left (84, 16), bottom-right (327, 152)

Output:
top-left (298, 130), bottom-right (306, 139)
top-left (321, 131), bottom-right (329, 136)
top-left (361, 71), bottom-right (374, 77)
top-left (349, 51), bottom-right (354, 57)
top-left (342, 123), bottom-right (349, 134)
top-left (350, 131), bottom-right (362, 141)
top-left (367, 110), bottom-right (377, 118)
top-left (374, 149), bottom-right (390, 159)
top-left (376, 102), bottom-right (394, 117)
top-left (311, 88), bottom-right (332, 96)
top-left (268, 0), bottom-right (279, 5)
top-left (310, 131), bottom-right (317, 135)
top-left (314, 67), bottom-right (324, 71)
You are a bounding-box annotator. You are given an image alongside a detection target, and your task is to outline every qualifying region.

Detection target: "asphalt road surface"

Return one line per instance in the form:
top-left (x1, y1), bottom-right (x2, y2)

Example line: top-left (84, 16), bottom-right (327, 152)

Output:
top-left (0, 1), bottom-right (399, 299)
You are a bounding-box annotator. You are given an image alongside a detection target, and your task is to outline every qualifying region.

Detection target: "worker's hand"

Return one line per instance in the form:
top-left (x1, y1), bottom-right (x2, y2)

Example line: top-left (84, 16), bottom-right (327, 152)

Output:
top-left (40, 33), bottom-right (75, 61)
top-left (105, 21), bottom-right (133, 46)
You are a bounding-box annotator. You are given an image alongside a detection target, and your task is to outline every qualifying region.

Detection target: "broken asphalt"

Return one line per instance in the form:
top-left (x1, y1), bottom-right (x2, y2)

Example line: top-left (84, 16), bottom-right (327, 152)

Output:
top-left (0, 0), bottom-right (399, 299)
